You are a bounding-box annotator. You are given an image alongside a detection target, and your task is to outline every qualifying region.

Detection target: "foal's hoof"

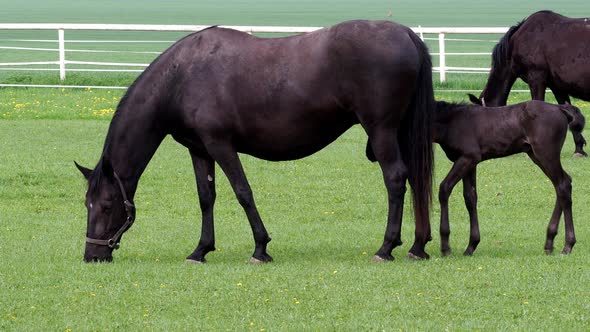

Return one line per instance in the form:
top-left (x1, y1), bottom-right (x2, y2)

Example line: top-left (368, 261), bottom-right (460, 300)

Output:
top-left (544, 248), bottom-right (554, 255)
top-left (249, 253), bottom-right (273, 264)
top-left (372, 254), bottom-right (394, 262)
top-left (573, 152), bottom-right (587, 158)
top-left (561, 247), bottom-right (573, 255)
top-left (407, 251), bottom-right (430, 260)
top-left (441, 249), bottom-right (452, 257)
top-left (186, 258), bottom-right (206, 264)
top-left (249, 257), bottom-right (272, 265)
top-left (463, 248), bottom-right (475, 256)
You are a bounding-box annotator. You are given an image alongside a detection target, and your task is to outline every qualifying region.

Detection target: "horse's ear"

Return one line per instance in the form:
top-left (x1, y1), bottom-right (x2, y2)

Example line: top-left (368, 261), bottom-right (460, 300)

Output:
top-left (468, 93), bottom-right (482, 105)
top-left (74, 161), bottom-right (92, 180)
top-left (101, 157), bottom-right (114, 178)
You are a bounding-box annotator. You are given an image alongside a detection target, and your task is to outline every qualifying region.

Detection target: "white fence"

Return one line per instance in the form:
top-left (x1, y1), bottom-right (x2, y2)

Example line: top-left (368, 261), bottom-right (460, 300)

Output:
top-left (0, 23), bottom-right (509, 87)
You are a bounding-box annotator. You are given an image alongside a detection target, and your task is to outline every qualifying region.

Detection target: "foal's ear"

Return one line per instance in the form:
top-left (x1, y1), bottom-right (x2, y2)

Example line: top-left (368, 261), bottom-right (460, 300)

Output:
top-left (74, 161), bottom-right (93, 180)
top-left (467, 93), bottom-right (483, 105)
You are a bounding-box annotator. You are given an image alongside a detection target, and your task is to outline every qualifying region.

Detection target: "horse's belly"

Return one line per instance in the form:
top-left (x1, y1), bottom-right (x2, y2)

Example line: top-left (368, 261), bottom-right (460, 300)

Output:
top-left (236, 121), bottom-right (356, 161)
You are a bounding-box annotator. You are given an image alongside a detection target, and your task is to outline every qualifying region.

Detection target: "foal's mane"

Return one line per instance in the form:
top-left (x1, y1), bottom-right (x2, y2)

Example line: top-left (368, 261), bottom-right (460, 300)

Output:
top-left (435, 100), bottom-right (474, 113)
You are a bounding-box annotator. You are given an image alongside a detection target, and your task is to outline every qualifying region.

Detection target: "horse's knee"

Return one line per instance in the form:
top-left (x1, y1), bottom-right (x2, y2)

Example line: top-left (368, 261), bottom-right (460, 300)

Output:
top-left (198, 190), bottom-right (216, 212)
top-left (438, 181), bottom-right (452, 204)
top-left (557, 176), bottom-right (572, 205)
top-left (463, 186), bottom-right (477, 204)
top-left (384, 164), bottom-right (408, 199)
top-left (235, 186), bottom-right (255, 209)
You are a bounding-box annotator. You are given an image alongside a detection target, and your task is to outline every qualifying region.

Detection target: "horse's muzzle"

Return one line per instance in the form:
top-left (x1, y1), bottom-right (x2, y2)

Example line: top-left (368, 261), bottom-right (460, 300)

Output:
top-left (84, 243), bottom-right (114, 263)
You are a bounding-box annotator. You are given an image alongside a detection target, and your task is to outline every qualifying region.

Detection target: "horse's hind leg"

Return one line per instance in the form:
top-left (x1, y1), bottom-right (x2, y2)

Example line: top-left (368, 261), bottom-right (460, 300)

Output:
top-left (186, 152), bottom-right (217, 263)
top-left (207, 143), bottom-right (272, 263)
top-left (527, 150), bottom-right (576, 254)
top-left (462, 169), bottom-right (480, 256)
top-left (369, 128), bottom-right (408, 261)
top-left (438, 157), bottom-right (475, 256)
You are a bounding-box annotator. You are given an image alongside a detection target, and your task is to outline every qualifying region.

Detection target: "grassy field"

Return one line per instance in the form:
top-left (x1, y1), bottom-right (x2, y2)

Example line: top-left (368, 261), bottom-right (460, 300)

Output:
top-left (2, 1), bottom-right (590, 331)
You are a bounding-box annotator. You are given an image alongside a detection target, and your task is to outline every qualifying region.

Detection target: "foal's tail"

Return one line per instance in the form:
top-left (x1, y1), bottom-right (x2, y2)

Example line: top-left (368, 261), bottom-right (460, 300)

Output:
top-left (399, 32), bottom-right (435, 244)
top-left (560, 104), bottom-right (586, 133)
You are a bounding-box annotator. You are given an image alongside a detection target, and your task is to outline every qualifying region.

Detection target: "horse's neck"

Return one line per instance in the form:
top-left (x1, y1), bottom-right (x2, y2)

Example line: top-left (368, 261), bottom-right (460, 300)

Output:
top-left (482, 68), bottom-right (515, 106)
top-left (102, 107), bottom-right (166, 198)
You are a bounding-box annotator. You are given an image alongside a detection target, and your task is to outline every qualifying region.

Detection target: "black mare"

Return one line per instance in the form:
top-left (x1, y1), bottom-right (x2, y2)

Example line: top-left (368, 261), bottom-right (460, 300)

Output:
top-left (470, 10), bottom-right (590, 156)
top-left (434, 100), bottom-right (583, 256)
top-left (75, 20), bottom-right (436, 263)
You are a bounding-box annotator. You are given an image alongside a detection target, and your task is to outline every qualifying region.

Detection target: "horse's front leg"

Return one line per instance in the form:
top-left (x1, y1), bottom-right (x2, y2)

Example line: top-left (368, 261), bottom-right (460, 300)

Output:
top-left (462, 168), bottom-right (480, 256)
top-left (369, 129), bottom-right (408, 261)
top-left (439, 157), bottom-right (474, 256)
top-left (206, 143), bottom-right (272, 263)
top-left (527, 71), bottom-right (547, 101)
top-left (186, 152), bottom-right (217, 263)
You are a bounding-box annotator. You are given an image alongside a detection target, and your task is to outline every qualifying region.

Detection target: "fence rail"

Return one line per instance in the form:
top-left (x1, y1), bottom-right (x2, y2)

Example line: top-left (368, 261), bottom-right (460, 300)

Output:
top-left (0, 23), bottom-right (509, 86)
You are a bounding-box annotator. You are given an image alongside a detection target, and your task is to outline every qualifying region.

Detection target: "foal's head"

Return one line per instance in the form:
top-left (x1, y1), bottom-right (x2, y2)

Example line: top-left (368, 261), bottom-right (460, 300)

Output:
top-left (75, 158), bottom-right (134, 262)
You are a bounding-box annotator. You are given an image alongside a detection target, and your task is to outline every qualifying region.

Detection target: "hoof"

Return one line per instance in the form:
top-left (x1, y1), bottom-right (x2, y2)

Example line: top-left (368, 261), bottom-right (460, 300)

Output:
top-left (573, 152), bottom-right (587, 158)
top-left (249, 257), bottom-right (272, 264)
top-left (186, 258), bottom-right (205, 264)
top-left (407, 252), bottom-right (429, 260)
top-left (544, 248), bottom-right (554, 255)
top-left (463, 249), bottom-right (475, 256)
top-left (372, 254), bottom-right (394, 263)
top-left (441, 249), bottom-right (452, 257)
top-left (561, 248), bottom-right (572, 255)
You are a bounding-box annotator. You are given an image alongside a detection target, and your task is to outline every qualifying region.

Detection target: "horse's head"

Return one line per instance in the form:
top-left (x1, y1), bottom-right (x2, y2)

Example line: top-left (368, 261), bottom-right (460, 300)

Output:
top-left (75, 158), bottom-right (135, 263)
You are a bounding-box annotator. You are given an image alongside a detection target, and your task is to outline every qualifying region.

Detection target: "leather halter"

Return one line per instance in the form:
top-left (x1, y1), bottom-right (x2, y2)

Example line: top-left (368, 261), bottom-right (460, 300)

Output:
top-left (85, 172), bottom-right (136, 250)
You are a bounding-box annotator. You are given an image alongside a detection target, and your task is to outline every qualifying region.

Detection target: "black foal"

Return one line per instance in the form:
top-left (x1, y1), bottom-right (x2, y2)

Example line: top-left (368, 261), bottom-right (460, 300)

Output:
top-left (434, 100), bottom-right (584, 256)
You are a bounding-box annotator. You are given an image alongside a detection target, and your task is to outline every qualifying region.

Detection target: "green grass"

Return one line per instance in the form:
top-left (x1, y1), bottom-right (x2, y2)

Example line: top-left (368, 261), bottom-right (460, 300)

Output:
top-left (1, 110), bottom-right (590, 330)
top-left (2, 0), bottom-right (590, 330)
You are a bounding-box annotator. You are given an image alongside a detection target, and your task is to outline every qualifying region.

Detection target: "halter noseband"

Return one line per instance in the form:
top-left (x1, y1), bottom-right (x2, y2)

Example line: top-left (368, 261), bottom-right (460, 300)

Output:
top-left (85, 172), bottom-right (136, 250)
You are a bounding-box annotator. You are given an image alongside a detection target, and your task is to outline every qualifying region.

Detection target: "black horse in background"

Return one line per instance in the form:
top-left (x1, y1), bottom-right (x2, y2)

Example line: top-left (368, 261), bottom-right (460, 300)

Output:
top-left (434, 100), bottom-right (583, 256)
top-left (75, 20), bottom-right (436, 263)
top-left (470, 10), bottom-right (590, 156)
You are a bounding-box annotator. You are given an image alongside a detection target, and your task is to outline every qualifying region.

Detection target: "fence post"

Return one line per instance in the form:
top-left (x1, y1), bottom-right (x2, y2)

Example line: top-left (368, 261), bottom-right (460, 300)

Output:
top-left (438, 32), bottom-right (446, 82)
top-left (58, 28), bottom-right (66, 81)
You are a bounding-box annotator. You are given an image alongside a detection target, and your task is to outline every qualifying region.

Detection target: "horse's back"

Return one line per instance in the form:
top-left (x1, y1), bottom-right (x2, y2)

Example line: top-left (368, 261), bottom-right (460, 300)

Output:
top-left (164, 21), bottom-right (424, 160)
top-left (510, 11), bottom-right (590, 99)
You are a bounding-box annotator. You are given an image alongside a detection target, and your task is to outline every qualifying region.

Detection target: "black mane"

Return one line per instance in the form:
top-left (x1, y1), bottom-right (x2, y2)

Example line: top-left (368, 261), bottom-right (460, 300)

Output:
top-left (435, 100), bottom-right (476, 113)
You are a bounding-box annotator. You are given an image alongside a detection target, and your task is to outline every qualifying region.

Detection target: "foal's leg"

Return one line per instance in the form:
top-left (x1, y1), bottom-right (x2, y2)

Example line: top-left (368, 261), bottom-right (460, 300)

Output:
top-left (527, 151), bottom-right (576, 254)
top-left (207, 143), bottom-right (272, 263)
top-left (369, 128), bottom-right (409, 261)
top-left (439, 157), bottom-right (475, 256)
top-left (186, 152), bottom-right (217, 263)
top-left (462, 169), bottom-right (480, 256)
top-left (552, 89), bottom-right (587, 156)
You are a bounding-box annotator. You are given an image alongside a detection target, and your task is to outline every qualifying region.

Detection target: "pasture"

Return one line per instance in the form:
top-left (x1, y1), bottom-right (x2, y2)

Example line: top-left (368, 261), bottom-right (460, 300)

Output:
top-left (1, 0), bottom-right (590, 330)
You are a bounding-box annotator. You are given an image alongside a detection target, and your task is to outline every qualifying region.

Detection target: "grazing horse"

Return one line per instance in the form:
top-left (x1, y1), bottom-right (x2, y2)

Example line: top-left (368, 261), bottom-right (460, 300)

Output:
top-left (434, 100), bottom-right (583, 256)
top-left (470, 10), bottom-right (590, 156)
top-left (75, 20), bottom-right (436, 263)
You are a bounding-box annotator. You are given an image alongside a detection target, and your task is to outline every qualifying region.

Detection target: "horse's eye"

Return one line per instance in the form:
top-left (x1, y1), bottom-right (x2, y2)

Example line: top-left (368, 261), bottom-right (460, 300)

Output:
top-left (102, 205), bottom-right (113, 214)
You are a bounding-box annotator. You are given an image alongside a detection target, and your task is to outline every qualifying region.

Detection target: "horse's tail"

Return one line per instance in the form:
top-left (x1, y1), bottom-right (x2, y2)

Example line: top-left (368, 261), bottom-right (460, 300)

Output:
top-left (399, 32), bottom-right (435, 244)
top-left (490, 20), bottom-right (523, 71)
top-left (560, 104), bottom-right (586, 133)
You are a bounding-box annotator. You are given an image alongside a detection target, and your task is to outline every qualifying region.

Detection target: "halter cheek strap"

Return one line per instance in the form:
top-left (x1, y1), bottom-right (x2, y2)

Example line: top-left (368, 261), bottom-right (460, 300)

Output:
top-left (85, 172), bottom-right (136, 250)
